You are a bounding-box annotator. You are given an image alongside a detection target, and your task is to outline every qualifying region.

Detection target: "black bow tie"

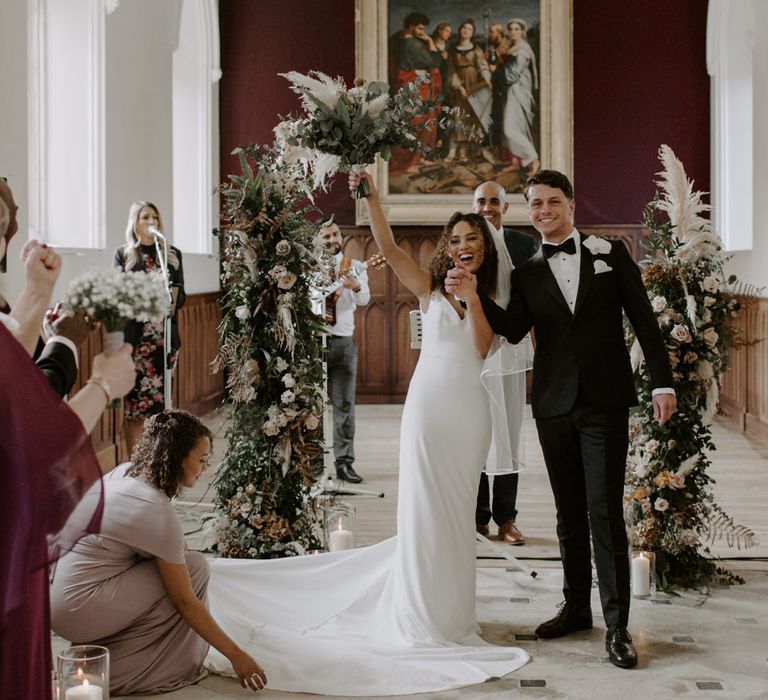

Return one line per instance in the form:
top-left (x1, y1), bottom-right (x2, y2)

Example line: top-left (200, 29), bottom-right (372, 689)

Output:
top-left (542, 238), bottom-right (577, 258)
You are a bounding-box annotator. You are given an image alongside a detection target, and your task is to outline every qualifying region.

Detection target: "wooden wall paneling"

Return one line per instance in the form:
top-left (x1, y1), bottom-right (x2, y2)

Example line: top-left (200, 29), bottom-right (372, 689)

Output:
top-left (745, 299), bottom-right (768, 440)
top-left (71, 292), bottom-right (224, 468)
top-left (175, 292), bottom-right (225, 416)
top-left (719, 304), bottom-right (748, 428)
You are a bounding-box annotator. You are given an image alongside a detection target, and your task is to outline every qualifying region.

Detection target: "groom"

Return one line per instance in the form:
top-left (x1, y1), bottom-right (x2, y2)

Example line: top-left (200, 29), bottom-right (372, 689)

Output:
top-left (447, 170), bottom-right (676, 668)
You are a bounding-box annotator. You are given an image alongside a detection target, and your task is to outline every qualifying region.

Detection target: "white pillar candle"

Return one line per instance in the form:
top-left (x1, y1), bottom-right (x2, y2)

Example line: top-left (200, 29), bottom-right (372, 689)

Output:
top-left (329, 528), bottom-right (354, 552)
top-left (631, 554), bottom-right (651, 596)
top-left (65, 680), bottom-right (103, 700)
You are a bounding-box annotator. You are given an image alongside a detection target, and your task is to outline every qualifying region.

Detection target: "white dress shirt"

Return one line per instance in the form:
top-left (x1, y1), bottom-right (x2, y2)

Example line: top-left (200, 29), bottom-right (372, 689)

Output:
top-left (544, 229), bottom-right (581, 314)
top-left (325, 252), bottom-right (371, 337)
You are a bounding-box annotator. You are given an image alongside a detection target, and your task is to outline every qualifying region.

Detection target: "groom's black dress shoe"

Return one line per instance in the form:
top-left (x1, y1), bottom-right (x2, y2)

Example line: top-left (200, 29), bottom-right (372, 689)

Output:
top-left (534, 601), bottom-right (593, 639)
top-left (605, 625), bottom-right (638, 668)
top-left (336, 464), bottom-right (363, 483)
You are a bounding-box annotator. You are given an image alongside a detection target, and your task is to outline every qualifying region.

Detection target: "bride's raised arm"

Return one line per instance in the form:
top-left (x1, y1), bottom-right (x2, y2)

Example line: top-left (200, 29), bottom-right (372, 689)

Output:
top-left (349, 172), bottom-right (431, 301)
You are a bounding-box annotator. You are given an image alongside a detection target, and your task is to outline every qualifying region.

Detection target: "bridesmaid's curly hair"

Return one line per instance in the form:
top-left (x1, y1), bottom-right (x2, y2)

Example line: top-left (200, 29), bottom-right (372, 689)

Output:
top-left (127, 409), bottom-right (212, 499)
top-left (428, 212), bottom-right (498, 298)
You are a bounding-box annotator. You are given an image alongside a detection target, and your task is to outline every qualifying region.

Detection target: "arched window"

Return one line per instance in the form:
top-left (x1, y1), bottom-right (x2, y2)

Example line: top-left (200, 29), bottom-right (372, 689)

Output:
top-left (28, 0), bottom-right (109, 248)
top-left (707, 0), bottom-right (755, 252)
top-left (172, 0), bottom-right (221, 255)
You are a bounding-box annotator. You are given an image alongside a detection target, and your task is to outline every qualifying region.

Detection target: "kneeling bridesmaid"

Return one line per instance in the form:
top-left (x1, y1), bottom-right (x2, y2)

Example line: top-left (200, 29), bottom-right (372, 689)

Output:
top-left (50, 410), bottom-right (267, 695)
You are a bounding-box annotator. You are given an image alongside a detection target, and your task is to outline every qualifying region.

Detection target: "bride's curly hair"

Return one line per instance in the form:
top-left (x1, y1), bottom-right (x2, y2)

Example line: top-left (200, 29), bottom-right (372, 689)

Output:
top-left (428, 212), bottom-right (498, 298)
top-left (127, 409), bottom-right (212, 499)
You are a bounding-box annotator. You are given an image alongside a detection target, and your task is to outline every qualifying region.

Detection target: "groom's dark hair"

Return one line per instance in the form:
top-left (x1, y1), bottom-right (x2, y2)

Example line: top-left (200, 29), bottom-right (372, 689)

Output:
top-left (524, 170), bottom-right (574, 201)
top-left (428, 212), bottom-right (498, 299)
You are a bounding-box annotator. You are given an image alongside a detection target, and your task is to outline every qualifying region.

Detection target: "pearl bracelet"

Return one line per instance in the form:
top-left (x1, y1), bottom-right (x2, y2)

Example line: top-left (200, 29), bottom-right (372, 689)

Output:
top-left (87, 376), bottom-right (113, 403)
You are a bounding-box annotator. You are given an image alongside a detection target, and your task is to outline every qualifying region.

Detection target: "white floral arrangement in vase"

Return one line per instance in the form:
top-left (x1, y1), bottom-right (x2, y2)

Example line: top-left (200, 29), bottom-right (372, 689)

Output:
top-left (61, 268), bottom-right (168, 352)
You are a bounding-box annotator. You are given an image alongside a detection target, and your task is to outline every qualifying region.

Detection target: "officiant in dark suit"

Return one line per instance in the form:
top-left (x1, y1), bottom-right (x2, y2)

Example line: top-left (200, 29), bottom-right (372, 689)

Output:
top-left (471, 181), bottom-right (537, 545)
top-left (448, 170), bottom-right (676, 669)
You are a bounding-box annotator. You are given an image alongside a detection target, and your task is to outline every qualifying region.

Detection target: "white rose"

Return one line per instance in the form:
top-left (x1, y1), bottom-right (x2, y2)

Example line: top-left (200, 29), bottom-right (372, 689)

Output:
top-left (654, 498), bottom-right (670, 512)
top-left (282, 373), bottom-right (296, 388)
top-left (281, 390), bottom-right (296, 404)
top-left (263, 420), bottom-right (279, 436)
top-left (235, 305), bottom-right (250, 320)
top-left (684, 351), bottom-right (698, 363)
top-left (651, 296), bottom-right (667, 313)
top-left (703, 296), bottom-right (716, 307)
top-left (701, 326), bottom-right (719, 348)
top-left (583, 236), bottom-right (612, 255)
top-left (276, 240), bottom-right (291, 256)
top-left (670, 324), bottom-right (692, 343)
top-left (701, 276), bottom-right (720, 293)
top-left (670, 473), bottom-right (686, 489)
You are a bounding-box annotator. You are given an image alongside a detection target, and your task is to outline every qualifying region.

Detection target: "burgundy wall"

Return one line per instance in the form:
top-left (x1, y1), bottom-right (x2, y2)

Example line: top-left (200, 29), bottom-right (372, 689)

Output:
top-left (220, 0), bottom-right (710, 227)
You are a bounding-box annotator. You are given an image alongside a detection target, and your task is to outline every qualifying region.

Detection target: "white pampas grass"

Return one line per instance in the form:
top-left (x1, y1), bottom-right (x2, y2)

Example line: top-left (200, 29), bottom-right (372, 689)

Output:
top-left (362, 92), bottom-right (390, 118)
top-left (280, 70), bottom-right (343, 112)
top-left (675, 454), bottom-right (700, 478)
top-left (655, 145), bottom-right (714, 248)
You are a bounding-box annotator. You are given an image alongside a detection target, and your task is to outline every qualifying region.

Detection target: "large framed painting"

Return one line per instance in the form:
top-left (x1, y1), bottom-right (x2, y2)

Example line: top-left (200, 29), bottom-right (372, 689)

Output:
top-left (355, 0), bottom-right (572, 225)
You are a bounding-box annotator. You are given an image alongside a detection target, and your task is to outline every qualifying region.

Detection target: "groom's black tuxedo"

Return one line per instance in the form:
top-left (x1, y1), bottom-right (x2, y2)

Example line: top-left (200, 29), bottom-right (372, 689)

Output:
top-left (480, 232), bottom-right (673, 627)
top-left (482, 234), bottom-right (672, 417)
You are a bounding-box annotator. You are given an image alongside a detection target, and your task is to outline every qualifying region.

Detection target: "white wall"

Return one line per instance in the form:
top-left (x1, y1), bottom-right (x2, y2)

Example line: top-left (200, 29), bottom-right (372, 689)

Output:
top-left (0, 0), bottom-right (30, 303)
top-left (724, 1), bottom-right (768, 291)
top-left (0, 0), bottom-right (219, 306)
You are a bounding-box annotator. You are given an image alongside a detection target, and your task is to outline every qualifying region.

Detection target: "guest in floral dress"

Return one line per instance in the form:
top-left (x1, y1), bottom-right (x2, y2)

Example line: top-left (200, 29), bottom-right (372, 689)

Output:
top-left (114, 201), bottom-right (186, 456)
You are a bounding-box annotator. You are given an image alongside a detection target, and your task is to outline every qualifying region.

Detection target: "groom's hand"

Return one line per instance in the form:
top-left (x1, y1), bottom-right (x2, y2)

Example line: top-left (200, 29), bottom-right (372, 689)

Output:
top-left (652, 393), bottom-right (677, 427)
top-left (445, 266), bottom-right (470, 295)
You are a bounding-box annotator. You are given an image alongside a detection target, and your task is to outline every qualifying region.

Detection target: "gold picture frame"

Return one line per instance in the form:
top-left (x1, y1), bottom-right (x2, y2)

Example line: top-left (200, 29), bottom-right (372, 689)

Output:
top-left (355, 0), bottom-right (572, 226)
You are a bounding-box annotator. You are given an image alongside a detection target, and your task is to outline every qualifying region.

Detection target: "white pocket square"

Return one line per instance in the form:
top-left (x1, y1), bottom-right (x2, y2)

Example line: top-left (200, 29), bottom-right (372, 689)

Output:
top-left (593, 260), bottom-right (613, 274)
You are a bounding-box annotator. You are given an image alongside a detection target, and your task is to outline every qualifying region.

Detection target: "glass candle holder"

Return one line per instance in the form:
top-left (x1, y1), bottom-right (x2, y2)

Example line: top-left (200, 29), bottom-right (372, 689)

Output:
top-left (631, 550), bottom-right (656, 598)
top-left (324, 502), bottom-right (356, 552)
top-left (56, 645), bottom-right (109, 700)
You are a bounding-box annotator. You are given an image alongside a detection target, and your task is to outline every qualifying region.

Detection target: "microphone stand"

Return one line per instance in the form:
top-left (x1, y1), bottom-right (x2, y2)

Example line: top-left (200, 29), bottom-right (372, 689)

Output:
top-left (152, 232), bottom-right (174, 410)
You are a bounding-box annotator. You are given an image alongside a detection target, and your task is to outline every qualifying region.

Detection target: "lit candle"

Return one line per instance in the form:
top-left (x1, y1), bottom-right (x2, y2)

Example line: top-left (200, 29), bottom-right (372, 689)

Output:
top-left (631, 554), bottom-right (651, 596)
top-left (329, 525), bottom-right (354, 552)
top-left (65, 678), bottom-right (102, 700)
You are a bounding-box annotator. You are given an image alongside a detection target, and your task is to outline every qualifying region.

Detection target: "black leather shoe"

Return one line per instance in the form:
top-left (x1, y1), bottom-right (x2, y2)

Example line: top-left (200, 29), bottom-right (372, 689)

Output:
top-left (336, 464), bottom-right (363, 483)
top-left (535, 601), bottom-right (593, 639)
top-left (606, 625), bottom-right (638, 668)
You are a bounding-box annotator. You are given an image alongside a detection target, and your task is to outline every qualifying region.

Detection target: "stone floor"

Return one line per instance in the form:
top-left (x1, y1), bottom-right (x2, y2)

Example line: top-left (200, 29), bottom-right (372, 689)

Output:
top-left (55, 406), bottom-right (768, 700)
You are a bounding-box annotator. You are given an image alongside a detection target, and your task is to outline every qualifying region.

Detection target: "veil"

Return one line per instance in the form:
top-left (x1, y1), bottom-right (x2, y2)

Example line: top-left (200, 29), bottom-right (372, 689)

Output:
top-left (481, 227), bottom-right (532, 474)
top-left (481, 333), bottom-right (532, 474)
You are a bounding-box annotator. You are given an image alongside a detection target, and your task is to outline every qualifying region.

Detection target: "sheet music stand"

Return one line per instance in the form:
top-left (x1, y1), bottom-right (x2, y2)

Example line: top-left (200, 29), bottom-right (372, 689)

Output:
top-left (408, 308), bottom-right (536, 577)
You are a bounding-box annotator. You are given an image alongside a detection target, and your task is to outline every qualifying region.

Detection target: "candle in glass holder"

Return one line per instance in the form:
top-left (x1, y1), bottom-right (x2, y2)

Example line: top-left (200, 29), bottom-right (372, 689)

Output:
top-left (631, 553), bottom-right (651, 596)
top-left (329, 525), bottom-right (354, 552)
top-left (65, 679), bottom-right (102, 700)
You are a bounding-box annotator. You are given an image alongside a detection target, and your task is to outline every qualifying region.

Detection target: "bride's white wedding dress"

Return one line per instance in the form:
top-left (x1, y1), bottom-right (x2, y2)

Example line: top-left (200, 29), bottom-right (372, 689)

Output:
top-left (205, 292), bottom-right (529, 695)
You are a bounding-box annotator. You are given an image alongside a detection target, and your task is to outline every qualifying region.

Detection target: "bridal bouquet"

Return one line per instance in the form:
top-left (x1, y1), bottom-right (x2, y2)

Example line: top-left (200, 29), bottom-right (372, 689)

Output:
top-left (61, 268), bottom-right (168, 352)
top-left (277, 71), bottom-right (460, 197)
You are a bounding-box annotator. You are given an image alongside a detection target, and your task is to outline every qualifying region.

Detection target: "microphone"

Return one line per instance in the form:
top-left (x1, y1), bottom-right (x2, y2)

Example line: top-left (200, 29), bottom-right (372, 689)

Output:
top-left (148, 224), bottom-right (165, 240)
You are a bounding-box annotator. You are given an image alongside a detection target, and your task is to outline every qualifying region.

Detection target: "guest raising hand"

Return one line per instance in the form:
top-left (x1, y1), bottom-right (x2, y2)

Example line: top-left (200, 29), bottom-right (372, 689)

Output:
top-left (50, 410), bottom-right (268, 695)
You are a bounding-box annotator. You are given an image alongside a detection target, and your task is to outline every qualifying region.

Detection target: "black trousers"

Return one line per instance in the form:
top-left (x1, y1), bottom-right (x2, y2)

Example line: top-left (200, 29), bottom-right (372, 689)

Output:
top-left (476, 472), bottom-right (519, 527)
top-left (535, 397), bottom-right (630, 626)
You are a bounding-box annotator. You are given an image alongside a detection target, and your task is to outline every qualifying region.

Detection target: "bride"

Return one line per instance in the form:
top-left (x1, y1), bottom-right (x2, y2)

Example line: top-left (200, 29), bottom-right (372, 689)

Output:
top-left (205, 172), bottom-right (529, 695)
